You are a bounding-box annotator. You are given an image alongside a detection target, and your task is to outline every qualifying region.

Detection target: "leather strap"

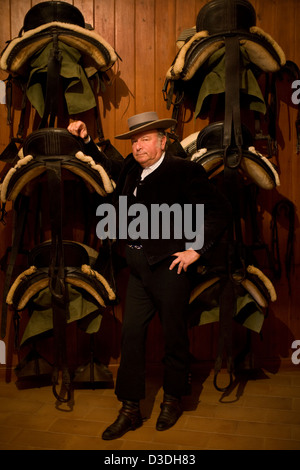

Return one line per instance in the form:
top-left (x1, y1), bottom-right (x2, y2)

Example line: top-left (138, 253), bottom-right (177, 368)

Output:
top-left (1, 195), bottom-right (30, 338)
top-left (213, 275), bottom-right (235, 392)
top-left (223, 35), bottom-right (243, 167)
top-left (46, 161), bottom-right (65, 301)
top-left (46, 160), bottom-right (71, 403)
top-left (271, 199), bottom-right (295, 294)
top-left (245, 184), bottom-right (276, 274)
top-left (39, 31), bottom-right (62, 129)
top-left (213, 31), bottom-right (245, 392)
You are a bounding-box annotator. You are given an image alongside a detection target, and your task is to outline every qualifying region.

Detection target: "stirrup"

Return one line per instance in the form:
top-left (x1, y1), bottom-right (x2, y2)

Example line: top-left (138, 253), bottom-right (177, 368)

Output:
top-left (52, 368), bottom-right (72, 403)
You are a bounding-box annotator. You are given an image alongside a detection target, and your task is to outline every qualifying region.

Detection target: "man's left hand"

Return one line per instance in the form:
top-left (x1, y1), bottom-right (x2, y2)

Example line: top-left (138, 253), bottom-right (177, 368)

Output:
top-left (169, 249), bottom-right (200, 274)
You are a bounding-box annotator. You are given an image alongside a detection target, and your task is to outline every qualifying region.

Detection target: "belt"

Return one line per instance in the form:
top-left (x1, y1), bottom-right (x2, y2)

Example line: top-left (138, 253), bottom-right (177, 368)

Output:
top-left (127, 244), bottom-right (143, 250)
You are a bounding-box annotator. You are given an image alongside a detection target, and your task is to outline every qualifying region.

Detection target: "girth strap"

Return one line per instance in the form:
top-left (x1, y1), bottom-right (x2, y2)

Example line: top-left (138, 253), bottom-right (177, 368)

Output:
top-left (223, 35), bottom-right (243, 167)
top-left (214, 155), bottom-right (247, 391)
top-left (46, 161), bottom-right (65, 301)
top-left (213, 165), bottom-right (245, 392)
top-left (39, 31), bottom-right (62, 129)
top-left (1, 194), bottom-right (30, 338)
top-left (253, 73), bottom-right (277, 157)
top-left (213, 275), bottom-right (235, 392)
top-left (271, 199), bottom-right (295, 294)
top-left (51, 294), bottom-right (71, 403)
top-left (213, 33), bottom-right (245, 391)
top-left (46, 160), bottom-right (70, 402)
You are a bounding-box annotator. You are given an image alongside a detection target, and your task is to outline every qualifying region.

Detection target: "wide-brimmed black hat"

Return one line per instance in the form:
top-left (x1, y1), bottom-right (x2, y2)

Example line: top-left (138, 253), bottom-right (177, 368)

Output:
top-left (115, 111), bottom-right (177, 140)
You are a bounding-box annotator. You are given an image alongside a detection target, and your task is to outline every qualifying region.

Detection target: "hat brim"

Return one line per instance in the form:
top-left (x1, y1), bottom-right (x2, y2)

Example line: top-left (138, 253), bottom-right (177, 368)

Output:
top-left (115, 119), bottom-right (177, 140)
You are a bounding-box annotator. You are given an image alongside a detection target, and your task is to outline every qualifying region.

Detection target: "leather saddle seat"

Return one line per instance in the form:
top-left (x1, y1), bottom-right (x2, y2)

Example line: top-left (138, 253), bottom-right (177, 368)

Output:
top-left (166, 0), bottom-right (286, 83)
top-left (6, 240), bottom-right (117, 398)
top-left (6, 240), bottom-right (116, 314)
top-left (188, 264), bottom-right (277, 333)
top-left (0, 0), bottom-right (118, 77)
top-left (0, 127), bottom-right (117, 341)
top-left (0, 127), bottom-right (115, 203)
top-left (181, 122), bottom-right (280, 190)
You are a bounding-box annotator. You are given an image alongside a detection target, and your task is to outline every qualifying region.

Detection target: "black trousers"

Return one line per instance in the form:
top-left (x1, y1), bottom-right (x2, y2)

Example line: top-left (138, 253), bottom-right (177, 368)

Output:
top-left (115, 245), bottom-right (191, 401)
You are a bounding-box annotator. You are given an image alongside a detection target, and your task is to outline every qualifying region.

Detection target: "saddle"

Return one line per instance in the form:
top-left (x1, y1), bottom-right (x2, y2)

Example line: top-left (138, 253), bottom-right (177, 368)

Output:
top-left (188, 262), bottom-right (276, 390)
top-left (0, 1), bottom-right (118, 77)
top-left (163, 0), bottom-right (286, 155)
top-left (0, 3), bottom-right (120, 400)
top-left (0, 127), bottom-right (116, 204)
top-left (189, 264), bottom-right (276, 329)
top-left (6, 240), bottom-right (116, 401)
top-left (162, 2), bottom-right (284, 391)
top-left (1, 127), bottom-right (116, 334)
top-left (181, 121), bottom-right (280, 190)
top-left (166, 0), bottom-right (285, 83)
top-left (7, 240), bottom-right (116, 331)
top-left (0, 1), bottom-right (120, 141)
top-left (0, 128), bottom-right (118, 401)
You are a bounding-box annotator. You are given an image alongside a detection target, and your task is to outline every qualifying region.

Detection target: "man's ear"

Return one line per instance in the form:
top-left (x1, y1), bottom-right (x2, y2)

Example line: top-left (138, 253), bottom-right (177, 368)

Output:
top-left (161, 135), bottom-right (167, 150)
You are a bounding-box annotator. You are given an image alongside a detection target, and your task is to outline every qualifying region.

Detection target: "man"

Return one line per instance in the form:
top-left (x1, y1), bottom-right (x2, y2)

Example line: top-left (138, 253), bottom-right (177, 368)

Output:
top-left (68, 111), bottom-right (232, 440)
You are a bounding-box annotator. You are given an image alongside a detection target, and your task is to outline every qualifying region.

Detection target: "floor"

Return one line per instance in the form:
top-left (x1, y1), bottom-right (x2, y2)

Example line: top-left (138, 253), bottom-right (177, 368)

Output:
top-left (0, 361), bottom-right (299, 451)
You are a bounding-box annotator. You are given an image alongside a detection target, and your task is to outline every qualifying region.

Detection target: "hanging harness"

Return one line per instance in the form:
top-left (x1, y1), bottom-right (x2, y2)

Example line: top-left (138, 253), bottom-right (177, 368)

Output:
top-left (164, 0), bottom-right (285, 391)
top-left (163, 0), bottom-right (285, 135)
top-left (0, 0), bottom-right (120, 151)
top-left (0, 2), bottom-right (121, 401)
top-left (0, 128), bottom-right (117, 401)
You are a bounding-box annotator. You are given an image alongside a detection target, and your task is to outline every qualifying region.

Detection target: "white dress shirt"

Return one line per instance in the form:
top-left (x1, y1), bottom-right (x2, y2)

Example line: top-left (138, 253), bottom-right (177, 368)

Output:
top-left (133, 153), bottom-right (165, 196)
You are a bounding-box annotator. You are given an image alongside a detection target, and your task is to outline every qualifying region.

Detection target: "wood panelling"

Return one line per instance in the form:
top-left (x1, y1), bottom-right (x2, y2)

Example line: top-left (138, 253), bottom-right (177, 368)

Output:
top-left (0, 0), bottom-right (299, 376)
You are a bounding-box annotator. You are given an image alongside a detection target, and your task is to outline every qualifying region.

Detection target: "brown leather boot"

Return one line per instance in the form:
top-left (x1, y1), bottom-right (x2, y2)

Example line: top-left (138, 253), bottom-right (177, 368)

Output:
top-left (102, 400), bottom-right (143, 440)
top-left (156, 393), bottom-right (182, 431)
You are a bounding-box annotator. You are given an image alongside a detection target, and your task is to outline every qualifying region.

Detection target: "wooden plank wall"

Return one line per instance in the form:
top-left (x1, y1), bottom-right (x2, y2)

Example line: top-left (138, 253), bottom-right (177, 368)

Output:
top-left (0, 0), bottom-right (299, 376)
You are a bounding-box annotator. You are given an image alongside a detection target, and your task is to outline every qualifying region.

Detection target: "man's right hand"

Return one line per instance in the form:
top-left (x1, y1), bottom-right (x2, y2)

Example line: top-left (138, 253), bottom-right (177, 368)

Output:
top-left (67, 121), bottom-right (88, 140)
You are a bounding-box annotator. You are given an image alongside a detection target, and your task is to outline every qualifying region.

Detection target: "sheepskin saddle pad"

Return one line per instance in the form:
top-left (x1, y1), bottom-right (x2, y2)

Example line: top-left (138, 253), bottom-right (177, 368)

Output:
top-left (0, 127), bottom-right (115, 203)
top-left (166, 0), bottom-right (286, 82)
top-left (188, 264), bottom-right (277, 333)
top-left (6, 240), bottom-right (116, 313)
top-left (0, 0), bottom-right (118, 77)
top-left (181, 122), bottom-right (280, 190)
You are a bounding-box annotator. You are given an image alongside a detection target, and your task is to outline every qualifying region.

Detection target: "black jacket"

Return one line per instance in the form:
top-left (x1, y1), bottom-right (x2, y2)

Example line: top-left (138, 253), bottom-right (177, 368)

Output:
top-left (113, 153), bottom-right (232, 265)
top-left (84, 139), bottom-right (232, 265)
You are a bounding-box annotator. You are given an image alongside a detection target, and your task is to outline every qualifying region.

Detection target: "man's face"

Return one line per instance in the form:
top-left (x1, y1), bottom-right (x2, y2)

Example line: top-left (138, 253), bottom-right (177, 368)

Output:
top-left (131, 130), bottom-right (166, 168)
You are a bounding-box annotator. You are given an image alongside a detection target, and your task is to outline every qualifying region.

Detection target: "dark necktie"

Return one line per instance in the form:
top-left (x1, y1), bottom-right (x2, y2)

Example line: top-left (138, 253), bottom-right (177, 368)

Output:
top-left (134, 167), bottom-right (143, 197)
